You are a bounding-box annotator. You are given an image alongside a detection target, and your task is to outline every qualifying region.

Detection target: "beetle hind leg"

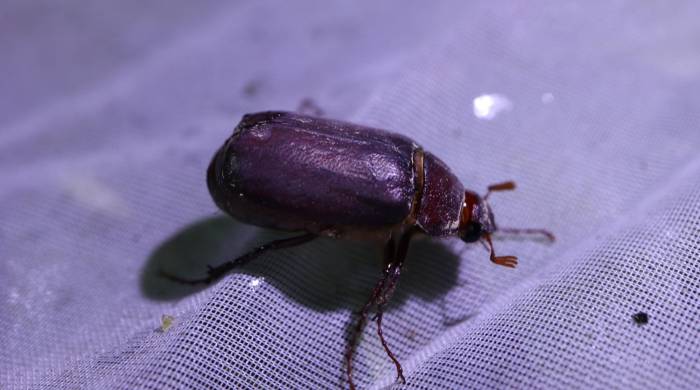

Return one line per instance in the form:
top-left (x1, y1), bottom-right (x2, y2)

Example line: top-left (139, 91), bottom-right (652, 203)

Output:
top-left (160, 233), bottom-right (316, 285)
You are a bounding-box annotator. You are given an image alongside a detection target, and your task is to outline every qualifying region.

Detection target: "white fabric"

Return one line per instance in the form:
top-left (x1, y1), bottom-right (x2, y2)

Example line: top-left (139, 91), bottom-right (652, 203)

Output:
top-left (2, 1), bottom-right (700, 389)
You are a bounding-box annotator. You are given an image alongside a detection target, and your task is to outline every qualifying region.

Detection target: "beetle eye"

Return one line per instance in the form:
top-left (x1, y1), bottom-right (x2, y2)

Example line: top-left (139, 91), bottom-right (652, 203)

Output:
top-left (460, 222), bottom-right (482, 243)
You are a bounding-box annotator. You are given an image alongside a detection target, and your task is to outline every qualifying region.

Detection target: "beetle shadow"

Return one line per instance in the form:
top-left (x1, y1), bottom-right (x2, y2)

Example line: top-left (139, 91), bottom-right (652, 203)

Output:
top-left (141, 216), bottom-right (462, 312)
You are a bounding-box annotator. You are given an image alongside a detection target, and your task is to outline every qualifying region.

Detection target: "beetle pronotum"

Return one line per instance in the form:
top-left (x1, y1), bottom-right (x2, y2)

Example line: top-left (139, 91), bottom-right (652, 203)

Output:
top-left (164, 111), bottom-right (553, 389)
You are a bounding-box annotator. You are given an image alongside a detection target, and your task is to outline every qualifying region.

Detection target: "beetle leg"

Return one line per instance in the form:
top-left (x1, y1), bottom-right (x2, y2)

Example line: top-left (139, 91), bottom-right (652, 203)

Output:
top-left (345, 235), bottom-right (395, 390)
top-left (373, 262), bottom-right (405, 384)
top-left (160, 233), bottom-right (316, 285)
top-left (483, 233), bottom-right (518, 268)
top-left (373, 229), bottom-right (417, 385)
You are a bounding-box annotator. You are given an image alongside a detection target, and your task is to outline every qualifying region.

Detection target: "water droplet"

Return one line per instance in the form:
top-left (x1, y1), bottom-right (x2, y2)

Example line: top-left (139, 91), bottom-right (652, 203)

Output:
top-left (472, 94), bottom-right (512, 120)
top-left (248, 277), bottom-right (263, 288)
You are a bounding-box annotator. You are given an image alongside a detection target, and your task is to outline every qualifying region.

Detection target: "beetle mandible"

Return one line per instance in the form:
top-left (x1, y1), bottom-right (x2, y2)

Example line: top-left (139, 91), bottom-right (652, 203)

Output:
top-left (164, 111), bottom-right (554, 389)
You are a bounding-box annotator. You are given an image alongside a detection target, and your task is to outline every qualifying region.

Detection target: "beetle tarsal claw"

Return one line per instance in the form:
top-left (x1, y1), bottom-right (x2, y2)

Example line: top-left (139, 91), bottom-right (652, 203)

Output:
top-left (398, 374), bottom-right (407, 384)
top-left (492, 255), bottom-right (518, 268)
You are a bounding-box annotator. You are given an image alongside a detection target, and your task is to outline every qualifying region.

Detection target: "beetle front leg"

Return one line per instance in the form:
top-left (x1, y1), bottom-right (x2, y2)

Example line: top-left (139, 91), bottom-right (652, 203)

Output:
top-left (482, 233), bottom-right (518, 268)
top-left (160, 233), bottom-right (316, 285)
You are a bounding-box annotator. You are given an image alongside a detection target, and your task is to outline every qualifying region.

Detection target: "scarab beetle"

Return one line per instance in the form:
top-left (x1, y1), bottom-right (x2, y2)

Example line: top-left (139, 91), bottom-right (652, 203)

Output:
top-left (165, 111), bottom-right (553, 389)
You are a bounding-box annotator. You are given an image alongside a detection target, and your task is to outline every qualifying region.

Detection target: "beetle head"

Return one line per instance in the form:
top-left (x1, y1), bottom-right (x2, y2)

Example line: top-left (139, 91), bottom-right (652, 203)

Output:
top-left (457, 181), bottom-right (554, 268)
top-left (459, 181), bottom-right (519, 243)
top-left (458, 190), bottom-right (496, 243)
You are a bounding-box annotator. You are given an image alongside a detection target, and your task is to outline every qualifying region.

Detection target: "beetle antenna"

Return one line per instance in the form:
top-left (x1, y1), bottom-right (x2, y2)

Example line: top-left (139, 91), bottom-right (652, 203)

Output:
top-left (497, 227), bottom-right (555, 242)
top-left (159, 233), bottom-right (316, 285)
top-left (484, 181), bottom-right (516, 200)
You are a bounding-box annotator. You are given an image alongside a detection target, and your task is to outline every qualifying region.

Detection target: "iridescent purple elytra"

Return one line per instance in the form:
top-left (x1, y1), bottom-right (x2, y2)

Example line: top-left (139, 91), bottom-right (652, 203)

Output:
top-left (207, 111), bottom-right (467, 240)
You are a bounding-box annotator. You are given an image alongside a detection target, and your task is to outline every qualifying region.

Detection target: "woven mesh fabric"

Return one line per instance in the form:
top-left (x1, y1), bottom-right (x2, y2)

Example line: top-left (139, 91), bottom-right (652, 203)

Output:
top-left (2, 1), bottom-right (700, 389)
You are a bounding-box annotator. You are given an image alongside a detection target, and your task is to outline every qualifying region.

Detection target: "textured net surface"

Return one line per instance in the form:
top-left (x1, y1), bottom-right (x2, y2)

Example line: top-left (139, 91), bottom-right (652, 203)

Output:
top-left (2, 1), bottom-right (700, 389)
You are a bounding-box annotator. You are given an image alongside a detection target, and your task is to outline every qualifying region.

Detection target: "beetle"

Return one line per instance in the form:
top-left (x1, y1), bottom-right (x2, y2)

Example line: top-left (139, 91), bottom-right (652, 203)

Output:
top-left (164, 111), bottom-right (554, 389)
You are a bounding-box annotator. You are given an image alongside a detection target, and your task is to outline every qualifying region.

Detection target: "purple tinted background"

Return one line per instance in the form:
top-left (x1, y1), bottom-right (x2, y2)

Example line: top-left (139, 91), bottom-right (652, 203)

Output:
top-left (2, 1), bottom-right (700, 389)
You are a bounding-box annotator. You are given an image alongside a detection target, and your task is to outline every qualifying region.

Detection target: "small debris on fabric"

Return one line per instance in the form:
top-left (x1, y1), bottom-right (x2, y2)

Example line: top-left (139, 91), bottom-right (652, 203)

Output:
top-left (632, 312), bottom-right (648, 325)
top-left (159, 314), bottom-right (175, 332)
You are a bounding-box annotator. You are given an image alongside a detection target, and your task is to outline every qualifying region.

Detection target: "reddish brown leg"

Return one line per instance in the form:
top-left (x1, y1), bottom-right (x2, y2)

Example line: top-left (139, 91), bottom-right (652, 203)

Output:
top-left (345, 236), bottom-right (395, 390)
top-left (372, 263), bottom-right (404, 383)
top-left (483, 233), bottom-right (518, 268)
top-left (160, 233), bottom-right (316, 285)
top-left (373, 229), bottom-right (417, 385)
